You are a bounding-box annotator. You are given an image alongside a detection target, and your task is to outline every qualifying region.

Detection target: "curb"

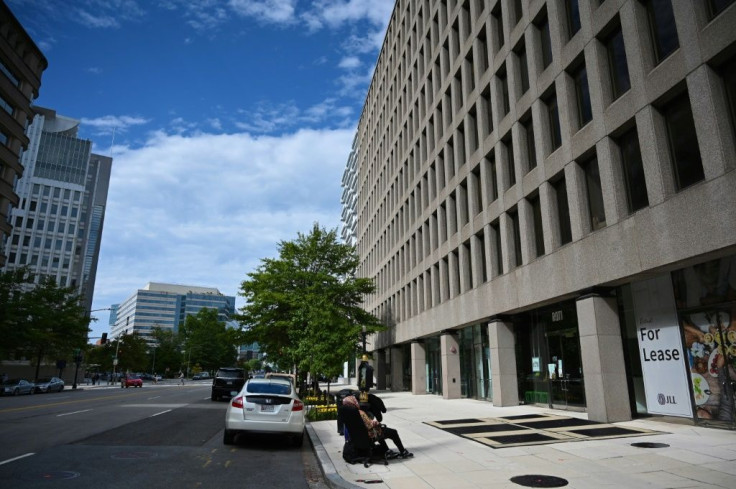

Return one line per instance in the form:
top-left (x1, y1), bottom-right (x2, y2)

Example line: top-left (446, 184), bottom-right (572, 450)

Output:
top-left (306, 423), bottom-right (363, 489)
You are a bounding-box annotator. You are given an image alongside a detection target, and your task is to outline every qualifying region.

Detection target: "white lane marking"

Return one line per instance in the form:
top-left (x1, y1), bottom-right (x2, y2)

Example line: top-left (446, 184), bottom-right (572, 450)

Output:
top-left (150, 409), bottom-right (172, 417)
top-left (57, 409), bottom-right (92, 417)
top-left (147, 396), bottom-right (161, 400)
top-left (0, 453), bottom-right (35, 466)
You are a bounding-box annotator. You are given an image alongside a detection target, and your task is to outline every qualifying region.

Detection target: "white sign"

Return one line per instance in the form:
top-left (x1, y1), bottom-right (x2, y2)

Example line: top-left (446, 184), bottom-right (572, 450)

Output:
top-left (632, 275), bottom-right (692, 418)
top-left (532, 357), bottom-right (540, 373)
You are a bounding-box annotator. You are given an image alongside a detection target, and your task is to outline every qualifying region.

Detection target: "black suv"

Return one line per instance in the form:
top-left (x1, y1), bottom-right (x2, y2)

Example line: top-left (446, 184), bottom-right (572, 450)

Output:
top-left (211, 367), bottom-right (245, 401)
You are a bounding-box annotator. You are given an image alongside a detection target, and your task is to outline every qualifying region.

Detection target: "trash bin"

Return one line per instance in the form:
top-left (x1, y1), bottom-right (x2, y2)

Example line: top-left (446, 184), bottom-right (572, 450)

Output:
top-left (335, 388), bottom-right (357, 435)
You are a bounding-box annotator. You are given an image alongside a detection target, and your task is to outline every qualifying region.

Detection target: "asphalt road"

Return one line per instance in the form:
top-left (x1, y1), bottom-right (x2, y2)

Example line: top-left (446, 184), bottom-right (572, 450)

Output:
top-left (0, 382), bottom-right (328, 489)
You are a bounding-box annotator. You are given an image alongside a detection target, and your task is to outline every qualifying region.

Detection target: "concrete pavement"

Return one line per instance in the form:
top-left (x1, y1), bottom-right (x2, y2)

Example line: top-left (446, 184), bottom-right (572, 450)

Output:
top-left (307, 388), bottom-right (736, 489)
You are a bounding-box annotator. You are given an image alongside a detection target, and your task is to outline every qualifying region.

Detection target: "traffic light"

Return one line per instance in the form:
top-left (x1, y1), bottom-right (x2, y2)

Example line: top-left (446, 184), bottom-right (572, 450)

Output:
top-left (100, 333), bottom-right (107, 345)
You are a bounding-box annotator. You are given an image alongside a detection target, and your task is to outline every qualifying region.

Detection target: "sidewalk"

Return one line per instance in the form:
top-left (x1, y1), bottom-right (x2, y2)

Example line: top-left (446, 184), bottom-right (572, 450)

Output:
top-left (307, 388), bottom-right (736, 489)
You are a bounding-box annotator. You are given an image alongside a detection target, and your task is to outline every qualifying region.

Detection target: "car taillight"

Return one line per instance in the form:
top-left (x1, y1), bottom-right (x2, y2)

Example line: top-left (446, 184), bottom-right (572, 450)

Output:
top-left (231, 396), bottom-right (244, 409)
top-left (292, 399), bottom-right (304, 411)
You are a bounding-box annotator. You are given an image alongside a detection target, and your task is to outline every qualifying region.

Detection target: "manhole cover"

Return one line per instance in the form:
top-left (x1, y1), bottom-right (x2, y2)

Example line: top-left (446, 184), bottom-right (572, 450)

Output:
top-left (25, 471), bottom-right (80, 481)
top-left (631, 442), bottom-right (669, 448)
top-left (111, 451), bottom-right (157, 460)
top-left (510, 474), bottom-right (568, 487)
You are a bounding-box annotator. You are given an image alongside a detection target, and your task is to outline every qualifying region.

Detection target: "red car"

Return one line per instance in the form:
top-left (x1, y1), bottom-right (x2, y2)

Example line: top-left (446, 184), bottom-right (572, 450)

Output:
top-left (121, 374), bottom-right (143, 388)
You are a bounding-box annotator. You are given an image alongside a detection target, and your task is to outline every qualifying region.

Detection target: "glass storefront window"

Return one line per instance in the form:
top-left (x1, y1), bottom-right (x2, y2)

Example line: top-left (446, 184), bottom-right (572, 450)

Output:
top-left (426, 337), bottom-right (443, 395)
top-left (459, 324), bottom-right (492, 400)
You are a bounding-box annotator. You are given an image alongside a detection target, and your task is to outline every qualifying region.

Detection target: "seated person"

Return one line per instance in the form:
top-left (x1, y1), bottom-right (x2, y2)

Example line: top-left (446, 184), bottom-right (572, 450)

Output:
top-left (342, 395), bottom-right (413, 459)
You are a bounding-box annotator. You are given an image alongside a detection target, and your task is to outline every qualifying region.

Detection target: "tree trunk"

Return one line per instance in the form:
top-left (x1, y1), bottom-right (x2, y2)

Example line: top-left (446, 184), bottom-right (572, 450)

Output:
top-left (34, 346), bottom-right (44, 381)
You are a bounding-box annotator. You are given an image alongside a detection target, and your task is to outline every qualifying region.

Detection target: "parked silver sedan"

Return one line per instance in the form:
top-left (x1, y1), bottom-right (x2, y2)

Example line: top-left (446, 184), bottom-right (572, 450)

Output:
top-left (34, 377), bottom-right (65, 393)
top-left (223, 377), bottom-right (306, 446)
top-left (1, 379), bottom-right (35, 396)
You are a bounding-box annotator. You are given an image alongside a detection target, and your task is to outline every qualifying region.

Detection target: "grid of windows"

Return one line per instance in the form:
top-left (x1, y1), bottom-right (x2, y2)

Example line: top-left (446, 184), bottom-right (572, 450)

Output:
top-left (344, 0), bottom-right (736, 326)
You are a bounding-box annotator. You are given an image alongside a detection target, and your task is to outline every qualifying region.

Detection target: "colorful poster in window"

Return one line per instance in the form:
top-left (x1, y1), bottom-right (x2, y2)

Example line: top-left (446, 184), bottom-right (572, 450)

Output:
top-left (632, 275), bottom-right (693, 417)
top-left (672, 257), bottom-right (736, 423)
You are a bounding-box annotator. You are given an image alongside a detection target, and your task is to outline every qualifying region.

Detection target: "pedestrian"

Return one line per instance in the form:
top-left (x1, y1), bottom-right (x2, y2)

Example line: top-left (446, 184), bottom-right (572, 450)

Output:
top-left (342, 395), bottom-right (412, 458)
top-left (179, 371), bottom-right (185, 385)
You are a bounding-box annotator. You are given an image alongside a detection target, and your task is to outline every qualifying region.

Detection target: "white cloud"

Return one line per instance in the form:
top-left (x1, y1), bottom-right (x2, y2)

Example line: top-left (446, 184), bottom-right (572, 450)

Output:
top-left (80, 114), bottom-right (150, 135)
top-left (92, 127), bottom-right (354, 334)
top-left (302, 0), bottom-right (394, 30)
top-left (338, 56), bottom-right (361, 69)
top-left (227, 0), bottom-right (298, 24)
top-left (76, 10), bottom-right (120, 29)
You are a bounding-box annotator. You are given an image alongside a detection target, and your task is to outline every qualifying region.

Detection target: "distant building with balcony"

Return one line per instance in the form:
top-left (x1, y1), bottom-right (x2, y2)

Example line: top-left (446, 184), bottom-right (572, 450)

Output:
top-left (0, 2), bottom-right (47, 266)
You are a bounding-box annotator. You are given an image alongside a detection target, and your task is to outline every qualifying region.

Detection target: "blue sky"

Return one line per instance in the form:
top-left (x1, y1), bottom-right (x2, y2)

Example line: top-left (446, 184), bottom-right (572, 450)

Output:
top-left (8, 0), bottom-right (394, 340)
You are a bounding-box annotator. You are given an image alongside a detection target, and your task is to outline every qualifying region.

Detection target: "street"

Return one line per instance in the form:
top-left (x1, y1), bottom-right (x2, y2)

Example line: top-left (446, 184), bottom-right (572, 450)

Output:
top-left (0, 382), bottom-right (326, 489)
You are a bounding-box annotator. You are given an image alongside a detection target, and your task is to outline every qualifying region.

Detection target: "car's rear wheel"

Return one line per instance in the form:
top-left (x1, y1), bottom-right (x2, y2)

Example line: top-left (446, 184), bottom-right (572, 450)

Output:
top-left (223, 429), bottom-right (235, 445)
top-left (292, 431), bottom-right (304, 447)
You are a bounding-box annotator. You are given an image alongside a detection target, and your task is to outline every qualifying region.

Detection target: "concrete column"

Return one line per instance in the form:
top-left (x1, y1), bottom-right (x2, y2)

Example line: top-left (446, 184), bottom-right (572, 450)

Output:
top-left (441, 332), bottom-right (461, 400)
top-left (576, 293), bottom-right (632, 423)
top-left (390, 346), bottom-right (405, 392)
top-left (374, 349), bottom-right (386, 390)
top-left (411, 341), bottom-right (427, 395)
top-left (489, 318), bottom-right (519, 406)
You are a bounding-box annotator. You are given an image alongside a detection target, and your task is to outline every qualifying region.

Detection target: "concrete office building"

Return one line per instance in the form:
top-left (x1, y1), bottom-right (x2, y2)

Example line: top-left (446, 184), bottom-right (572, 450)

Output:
top-left (0, 1), bottom-right (47, 266)
top-left (3, 107), bottom-right (111, 312)
top-left (110, 282), bottom-right (236, 343)
top-left (342, 0), bottom-right (736, 428)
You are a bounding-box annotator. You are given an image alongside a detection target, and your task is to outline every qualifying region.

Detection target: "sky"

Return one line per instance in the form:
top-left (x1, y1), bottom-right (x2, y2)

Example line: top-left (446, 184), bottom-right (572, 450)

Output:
top-left (7, 0), bottom-right (395, 341)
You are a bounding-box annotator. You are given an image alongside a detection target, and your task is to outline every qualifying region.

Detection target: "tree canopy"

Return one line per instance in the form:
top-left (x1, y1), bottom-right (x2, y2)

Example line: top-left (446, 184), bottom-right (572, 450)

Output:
top-left (236, 223), bottom-right (381, 379)
top-left (180, 308), bottom-right (238, 372)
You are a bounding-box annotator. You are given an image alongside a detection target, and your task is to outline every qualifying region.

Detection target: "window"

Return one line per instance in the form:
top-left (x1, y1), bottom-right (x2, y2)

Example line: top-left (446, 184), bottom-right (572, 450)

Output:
top-left (582, 157), bottom-right (606, 231)
top-left (618, 127), bottom-right (649, 213)
top-left (646, 0), bottom-right (679, 63)
top-left (515, 41), bottom-right (530, 97)
top-left (538, 13), bottom-right (553, 70)
top-left (504, 135), bottom-right (516, 188)
top-left (708, 0), bottom-right (735, 19)
top-left (605, 26), bottom-right (631, 100)
top-left (565, 0), bottom-right (581, 39)
top-left (512, 0), bottom-right (523, 25)
top-left (491, 219), bottom-right (503, 276)
top-left (718, 57), bottom-right (736, 142)
top-left (529, 194), bottom-right (545, 257)
top-left (499, 67), bottom-right (510, 116)
top-left (572, 63), bottom-right (593, 127)
top-left (523, 116), bottom-right (537, 171)
top-left (546, 93), bottom-right (562, 152)
top-left (509, 208), bottom-right (522, 267)
top-left (662, 93), bottom-right (704, 190)
top-left (491, 2), bottom-right (505, 52)
top-left (553, 177), bottom-right (573, 245)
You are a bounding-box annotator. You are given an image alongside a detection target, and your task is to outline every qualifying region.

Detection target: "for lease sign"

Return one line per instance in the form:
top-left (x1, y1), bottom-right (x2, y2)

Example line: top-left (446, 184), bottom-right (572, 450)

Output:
top-left (632, 276), bottom-right (693, 418)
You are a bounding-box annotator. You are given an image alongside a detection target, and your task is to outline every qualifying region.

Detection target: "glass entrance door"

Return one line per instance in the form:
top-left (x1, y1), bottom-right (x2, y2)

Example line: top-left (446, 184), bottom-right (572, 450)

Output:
top-left (545, 325), bottom-right (586, 409)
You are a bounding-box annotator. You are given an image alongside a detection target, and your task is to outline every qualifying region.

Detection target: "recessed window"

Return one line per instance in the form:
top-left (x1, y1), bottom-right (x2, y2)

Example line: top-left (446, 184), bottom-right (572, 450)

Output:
top-left (498, 66), bottom-right (510, 116)
top-left (618, 127), bottom-right (649, 214)
top-left (538, 13), bottom-right (553, 70)
top-left (605, 26), bottom-right (631, 100)
top-left (708, 0), bottom-right (735, 20)
top-left (717, 56), bottom-right (736, 143)
top-left (509, 208), bottom-right (522, 268)
top-left (491, 2), bottom-right (505, 52)
top-left (491, 219), bottom-right (503, 276)
top-left (565, 0), bottom-right (582, 39)
top-left (572, 63), bottom-right (593, 127)
top-left (522, 116), bottom-right (537, 172)
top-left (661, 92), bottom-right (704, 191)
top-left (529, 194), bottom-right (545, 257)
top-left (515, 41), bottom-right (530, 97)
top-left (504, 135), bottom-right (516, 188)
top-left (553, 176), bottom-right (573, 245)
top-left (646, 0), bottom-right (679, 64)
top-left (582, 157), bottom-right (606, 231)
top-left (546, 93), bottom-right (562, 152)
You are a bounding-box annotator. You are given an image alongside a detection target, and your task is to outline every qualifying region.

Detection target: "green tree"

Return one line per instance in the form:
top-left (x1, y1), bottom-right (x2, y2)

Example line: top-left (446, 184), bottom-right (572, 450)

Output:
top-left (237, 223), bottom-right (382, 383)
top-left (116, 333), bottom-right (149, 373)
top-left (149, 326), bottom-right (184, 377)
top-left (180, 308), bottom-right (237, 373)
top-left (0, 268), bottom-right (32, 358)
top-left (23, 276), bottom-right (89, 380)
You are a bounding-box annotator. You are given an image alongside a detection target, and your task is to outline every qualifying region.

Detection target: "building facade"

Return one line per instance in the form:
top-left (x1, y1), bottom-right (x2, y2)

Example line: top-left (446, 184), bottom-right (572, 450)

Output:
top-left (2, 107), bottom-right (112, 312)
top-left (0, 1), bottom-right (47, 267)
top-left (110, 282), bottom-right (236, 343)
top-left (343, 0), bottom-right (736, 429)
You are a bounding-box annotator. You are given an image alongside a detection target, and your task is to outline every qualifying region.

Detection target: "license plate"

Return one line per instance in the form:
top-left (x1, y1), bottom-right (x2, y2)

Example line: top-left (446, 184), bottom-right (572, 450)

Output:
top-left (261, 405), bottom-right (274, 412)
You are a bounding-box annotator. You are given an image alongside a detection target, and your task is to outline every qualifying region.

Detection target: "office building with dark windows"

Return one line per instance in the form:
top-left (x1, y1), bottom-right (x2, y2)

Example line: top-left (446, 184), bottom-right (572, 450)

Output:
top-left (2, 107), bottom-right (111, 313)
top-left (110, 282), bottom-right (236, 344)
top-left (0, 2), bottom-right (47, 267)
top-left (341, 0), bottom-right (736, 428)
